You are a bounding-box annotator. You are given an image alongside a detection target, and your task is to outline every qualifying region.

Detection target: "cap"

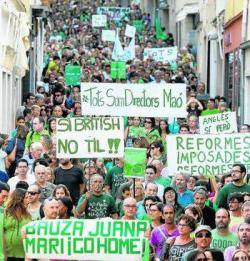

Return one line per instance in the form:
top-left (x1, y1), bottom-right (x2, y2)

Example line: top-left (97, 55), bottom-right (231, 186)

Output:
top-left (194, 225), bottom-right (212, 235)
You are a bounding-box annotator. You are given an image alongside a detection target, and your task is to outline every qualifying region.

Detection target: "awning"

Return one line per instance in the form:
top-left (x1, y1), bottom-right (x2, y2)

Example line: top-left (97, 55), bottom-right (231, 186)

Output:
top-left (176, 4), bottom-right (199, 22)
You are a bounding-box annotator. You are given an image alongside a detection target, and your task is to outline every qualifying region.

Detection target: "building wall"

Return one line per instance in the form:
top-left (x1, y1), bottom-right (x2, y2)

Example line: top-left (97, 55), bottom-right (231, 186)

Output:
top-left (224, 15), bottom-right (243, 54)
top-left (241, 0), bottom-right (250, 124)
top-left (0, 1), bottom-right (30, 134)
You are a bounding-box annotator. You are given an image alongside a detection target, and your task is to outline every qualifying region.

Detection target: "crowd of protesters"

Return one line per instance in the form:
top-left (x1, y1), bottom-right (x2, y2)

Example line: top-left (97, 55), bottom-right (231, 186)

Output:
top-left (0, 0), bottom-right (250, 260)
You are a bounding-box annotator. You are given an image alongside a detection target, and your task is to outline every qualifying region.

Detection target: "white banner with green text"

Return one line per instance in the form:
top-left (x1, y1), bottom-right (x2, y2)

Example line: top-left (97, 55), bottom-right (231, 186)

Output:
top-left (56, 117), bottom-right (124, 158)
top-left (167, 133), bottom-right (250, 176)
top-left (199, 111), bottom-right (238, 134)
top-left (23, 219), bottom-right (149, 261)
top-left (80, 83), bottom-right (187, 117)
top-left (143, 46), bottom-right (178, 63)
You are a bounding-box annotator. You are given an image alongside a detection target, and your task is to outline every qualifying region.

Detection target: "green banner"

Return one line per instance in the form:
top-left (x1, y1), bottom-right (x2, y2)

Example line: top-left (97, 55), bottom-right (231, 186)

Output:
top-left (155, 17), bottom-right (167, 40)
top-left (65, 65), bottom-right (81, 86)
top-left (23, 219), bottom-right (149, 260)
top-left (111, 61), bottom-right (126, 79)
top-left (132, 20), bottom-right (144, 32)
top-left (124, 148), bottom-right (147, 178)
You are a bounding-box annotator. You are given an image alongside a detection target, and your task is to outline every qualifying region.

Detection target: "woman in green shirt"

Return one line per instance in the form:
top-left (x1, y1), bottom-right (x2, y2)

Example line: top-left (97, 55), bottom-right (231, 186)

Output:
top-left (143, 117), bottom-right (161, 144)
top-left (3, 188), bottom-right (31, 260)
top-left (124, 117), bottom-right (145, 147)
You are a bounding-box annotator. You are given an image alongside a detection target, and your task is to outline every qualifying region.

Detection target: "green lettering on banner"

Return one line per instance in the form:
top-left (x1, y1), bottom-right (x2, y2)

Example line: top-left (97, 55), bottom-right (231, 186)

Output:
top-left (124, 221), bottom-right (135, 237)
top-left (130, 239), bottom-right (141, 254)
top-left (108, 238), bottom-right (118, 253)
top-left (84, 238), bottom-right (94, 253)
top-left (73, 220), bottom-right (84, 236)
top-left (61, 220), bottom-right (71, 236)
top-left (65, 65), bottom-right (81, 86)
top-left (37, 238), bottom-right (47, 253)
top-left (37, 221), bottom-right (48, 235)
top-left (49, 238), bottom-right (60, 254)
top-left (168, 133), bottom-right (250, 176)
top-left (124, 148), bottom-right (147, 178)
top-left (58, 139), bottom-right (78, 154)
top-left (73, 238), bottom-right (83, 253)
top-left (25, 238), bottom-right (36, 253)
top-left (23, 219), bottom-right (149, 259)
top-left (118, 238), bottom-right (130, 254)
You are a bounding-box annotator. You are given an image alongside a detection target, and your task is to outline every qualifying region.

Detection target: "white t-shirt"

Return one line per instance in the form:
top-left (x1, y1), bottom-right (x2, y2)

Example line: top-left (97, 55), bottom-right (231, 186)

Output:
top-left (7, 175), bottom-right (35, 192)
top-left (0, 149), bottom-right (7, 172)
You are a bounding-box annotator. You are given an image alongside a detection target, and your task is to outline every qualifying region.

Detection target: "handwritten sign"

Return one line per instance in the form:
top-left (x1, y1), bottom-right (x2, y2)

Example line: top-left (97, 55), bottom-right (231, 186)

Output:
top-left (56, 117), bottom-right (124, 158)
top-left (167, 133), bottom-right (250, 176)
top-left (81, 83), bottom-right (187, 117)
top-left (143, 47), bottom-right (178, 63)
top-left (199, 111), bottom-right (237, 134)
top-left (23, 219), bottom-right (149, 261)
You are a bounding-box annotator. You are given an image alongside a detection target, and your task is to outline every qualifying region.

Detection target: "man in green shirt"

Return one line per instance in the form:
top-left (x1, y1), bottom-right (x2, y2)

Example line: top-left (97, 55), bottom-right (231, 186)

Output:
top-left (201, 98), bottom-right (219, 116)
top-left (77, 174), bottom-right (118, 219)
top-left (25, 116), bottom-right (49, 152)
top-left (0, 182), bottom-right (10, 261)
top-left (105, 158), bottom-right (127, 199)
top-left (151, 159), bottom-right (171, 188)
top-left (211, 208), bottom-right (238, 251)
top-left (216, 164), bottom-right (250, 208)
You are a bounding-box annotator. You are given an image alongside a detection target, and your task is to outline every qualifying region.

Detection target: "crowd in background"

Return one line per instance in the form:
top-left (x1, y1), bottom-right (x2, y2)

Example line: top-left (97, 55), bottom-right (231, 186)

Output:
top-left (0, 0), bottom-right (250, 260)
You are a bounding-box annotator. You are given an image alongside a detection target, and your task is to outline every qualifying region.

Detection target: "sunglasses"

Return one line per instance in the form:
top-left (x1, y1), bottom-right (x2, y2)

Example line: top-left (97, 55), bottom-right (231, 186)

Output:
top-left (196, 232), bottom-right (211, 238)
top-left (151, 146), bottom-right (155, 149)
top-left (145, 121), bottom-right (152, 124)
top-left (27, 191), bottom-right (39, 196)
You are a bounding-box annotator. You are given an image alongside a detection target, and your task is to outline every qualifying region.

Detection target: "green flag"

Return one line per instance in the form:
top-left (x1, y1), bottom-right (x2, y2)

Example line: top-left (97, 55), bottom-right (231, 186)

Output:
top-left (124, 148), bottom-right (147, 178)
top-left (111, 62), bottom-right (118, 79)
top-left (65, 65), bottom-right (81, 86)
top-left (142, 239), bottom-right (151, 261)
top-left (111, 61), bottom-right (126, 79)
top-left (117, 61), bottom-right (126, 79)
top-left (133, 20), bottom-right (145, 32)
top-left (155, 17), bottom-right (167, 40)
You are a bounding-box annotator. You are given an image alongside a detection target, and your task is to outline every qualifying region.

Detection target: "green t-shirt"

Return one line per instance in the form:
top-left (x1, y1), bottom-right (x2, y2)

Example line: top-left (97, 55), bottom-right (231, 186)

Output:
top-left (155, 176), bottom-right (171, 188)
top-left (216, 183), bottom-right (250, 208)
top-left (211, 229), bottom-right (238, 251)
top-left (3, 214), bottom-right (31, 258)
top-left (0, 207), bottom-right (4, 261)
top-left (128, 126), bottom-right (145, 138)
top-left (105, 166), bottom-right (127, 198)
top-left (145, 129), bottom-right (161, 144)
top-left (77, 193), bottom-right (117, 219)
top-left (201, 108), bottom-right (219, 116)
top-left (25, 129), bottom-right (49, 149)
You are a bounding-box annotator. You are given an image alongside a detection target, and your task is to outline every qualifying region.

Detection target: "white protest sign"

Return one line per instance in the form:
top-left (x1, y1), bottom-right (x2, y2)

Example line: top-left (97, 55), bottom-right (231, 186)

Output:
top-left (23, 219), bottom-right (149, 261)
top-left (81, 83), bottom-right (187, 117)
top-left (92, 15), bottom-right (107, 27)
top-left (167, 133), bottom-right (250, 176)
top-left (199, 111), bottom-right (238, 134)
top-left (125, 24), bottom-right (136, 38)
top-left (56, 117), bottom-right (124, 158)
top-left (143, 46), bottom-right (178, 63)
top-left (112, 33), bottom-right (135, 61)
top-left (97, 7), bottom-right (130, 22)
top-left (102, 30), bottom-right (116, 42)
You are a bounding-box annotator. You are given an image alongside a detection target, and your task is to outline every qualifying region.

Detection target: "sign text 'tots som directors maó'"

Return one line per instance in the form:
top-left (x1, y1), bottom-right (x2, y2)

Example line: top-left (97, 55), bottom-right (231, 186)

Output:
top-left (80, 83), bottom-right (187, 118)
